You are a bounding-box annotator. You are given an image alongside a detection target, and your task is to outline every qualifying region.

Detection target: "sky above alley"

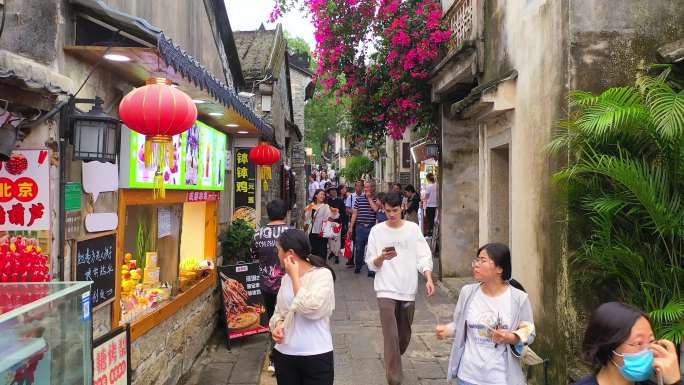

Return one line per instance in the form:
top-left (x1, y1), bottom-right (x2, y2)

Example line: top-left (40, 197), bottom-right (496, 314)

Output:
top-left (225, 0), bottom-right (316, 50)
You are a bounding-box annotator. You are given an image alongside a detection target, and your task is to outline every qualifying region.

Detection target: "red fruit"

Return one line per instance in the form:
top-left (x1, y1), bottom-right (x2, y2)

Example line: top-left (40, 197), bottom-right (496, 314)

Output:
top-left (6, 153), bottom-right (28, 175)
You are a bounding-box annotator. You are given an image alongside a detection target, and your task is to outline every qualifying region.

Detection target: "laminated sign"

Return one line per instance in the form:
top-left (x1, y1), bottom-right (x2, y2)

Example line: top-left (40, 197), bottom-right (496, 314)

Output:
top-left (220, 262), bottom-right (268, 340)
top-left (0, 150), bottom-right (50, 231)
top-left (93, 326), bottom-right (130, 385)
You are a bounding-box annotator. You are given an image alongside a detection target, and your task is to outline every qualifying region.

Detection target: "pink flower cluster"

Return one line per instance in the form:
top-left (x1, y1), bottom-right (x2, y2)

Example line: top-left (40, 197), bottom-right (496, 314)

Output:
top-left (271, 0), bottom-right (453, 140)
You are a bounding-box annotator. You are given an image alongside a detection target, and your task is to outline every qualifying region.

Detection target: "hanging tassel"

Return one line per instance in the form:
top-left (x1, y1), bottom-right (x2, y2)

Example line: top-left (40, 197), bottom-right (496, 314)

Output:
top-left (144, 139), bottom-right (154, 168)
top-left (154, 168), bottom-right (166, 199)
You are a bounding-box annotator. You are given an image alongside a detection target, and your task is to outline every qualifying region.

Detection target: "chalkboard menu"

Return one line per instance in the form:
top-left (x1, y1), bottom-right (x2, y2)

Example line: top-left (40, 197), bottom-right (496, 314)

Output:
top-left (76, 234), bottom-right (116, 308)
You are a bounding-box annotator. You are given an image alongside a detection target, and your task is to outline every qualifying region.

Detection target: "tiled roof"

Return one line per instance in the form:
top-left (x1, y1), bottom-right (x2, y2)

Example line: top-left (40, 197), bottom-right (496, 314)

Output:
top-left (234, 25), bottom-right (277, 79)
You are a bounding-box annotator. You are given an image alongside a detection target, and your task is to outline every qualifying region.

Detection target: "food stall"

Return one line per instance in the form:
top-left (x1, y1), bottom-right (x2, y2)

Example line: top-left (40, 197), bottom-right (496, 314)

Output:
top-left (115, 121), bottom-right (225, 340)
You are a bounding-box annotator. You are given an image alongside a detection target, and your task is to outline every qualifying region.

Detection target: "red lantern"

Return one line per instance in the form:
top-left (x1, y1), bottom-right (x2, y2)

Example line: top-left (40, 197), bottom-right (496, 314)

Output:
top-left (249, 143), bottom-right (280, 191)
top-left (249, 143), bottom-right (280, 166)
top-left (119, 78), bottom-right (197, 198)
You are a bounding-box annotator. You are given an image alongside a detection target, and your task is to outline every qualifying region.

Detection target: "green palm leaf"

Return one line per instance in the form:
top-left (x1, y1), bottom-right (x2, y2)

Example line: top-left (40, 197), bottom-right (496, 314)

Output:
top-left (649, 299), bottom-right (684, 324)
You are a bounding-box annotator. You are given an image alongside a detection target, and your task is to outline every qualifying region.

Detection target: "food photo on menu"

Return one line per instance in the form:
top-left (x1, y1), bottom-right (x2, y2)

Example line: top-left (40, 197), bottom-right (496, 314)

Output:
top-left (220, 272), bottom-right (266, 334)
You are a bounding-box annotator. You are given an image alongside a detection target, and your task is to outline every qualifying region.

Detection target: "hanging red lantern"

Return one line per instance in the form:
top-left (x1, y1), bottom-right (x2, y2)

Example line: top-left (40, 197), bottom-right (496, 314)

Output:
top-left (249, 143), bottom-right (280, 191)
top-left (119, 78), bottom-right (197, 198)
top-left (249, 143), bottom-right (281, 166)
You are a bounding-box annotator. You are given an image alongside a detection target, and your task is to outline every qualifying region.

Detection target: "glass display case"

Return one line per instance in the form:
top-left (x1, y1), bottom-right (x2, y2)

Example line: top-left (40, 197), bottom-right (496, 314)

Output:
top-left (0, 282), bottom-right (93, 385)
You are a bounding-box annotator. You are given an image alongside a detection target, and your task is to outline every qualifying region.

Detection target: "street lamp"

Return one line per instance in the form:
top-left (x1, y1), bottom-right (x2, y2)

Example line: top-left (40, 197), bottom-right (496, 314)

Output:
top-left (304, 147), bottom-right (313, 157)
top-left (70, 97), bottom-right (120, 163)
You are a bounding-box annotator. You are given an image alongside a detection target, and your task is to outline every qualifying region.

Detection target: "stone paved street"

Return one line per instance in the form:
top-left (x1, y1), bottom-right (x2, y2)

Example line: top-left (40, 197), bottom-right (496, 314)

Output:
top-left (179, 329), bottom-right (270, 385)
top-left (261, 259), bottom-right (457, 385)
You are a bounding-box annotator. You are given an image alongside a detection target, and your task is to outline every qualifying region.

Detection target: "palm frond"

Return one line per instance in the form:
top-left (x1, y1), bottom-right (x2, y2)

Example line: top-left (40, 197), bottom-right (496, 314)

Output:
top-left (649, 299), bottom-right (684, 324)
top-left (644, 82), bottom-right (684, 140)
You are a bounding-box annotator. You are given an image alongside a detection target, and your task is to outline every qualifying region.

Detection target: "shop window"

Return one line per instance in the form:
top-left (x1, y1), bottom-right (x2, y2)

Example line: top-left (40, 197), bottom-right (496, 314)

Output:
top-left (120, 198), bottom-right (213, 325)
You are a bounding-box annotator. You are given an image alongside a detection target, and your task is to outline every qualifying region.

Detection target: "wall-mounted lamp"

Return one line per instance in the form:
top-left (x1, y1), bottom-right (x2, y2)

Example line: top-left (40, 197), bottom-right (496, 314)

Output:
top-left (70, 97), bottom-right (120, 163)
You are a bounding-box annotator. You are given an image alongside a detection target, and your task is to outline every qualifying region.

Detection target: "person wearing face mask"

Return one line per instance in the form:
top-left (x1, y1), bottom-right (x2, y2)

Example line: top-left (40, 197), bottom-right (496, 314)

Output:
top-left (435, 243), bottom-right (535, 385)
top-left (573, 302), bottom-right (681, 385)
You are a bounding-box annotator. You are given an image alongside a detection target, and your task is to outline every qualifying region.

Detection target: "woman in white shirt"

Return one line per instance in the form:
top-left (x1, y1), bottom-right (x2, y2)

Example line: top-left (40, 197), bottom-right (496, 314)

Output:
top-left (304, 189), bottom-right (338, 259)
top-left (435, 243), bottom-right (536, 385)
top-left (270, 229), bottom-right (336, 385)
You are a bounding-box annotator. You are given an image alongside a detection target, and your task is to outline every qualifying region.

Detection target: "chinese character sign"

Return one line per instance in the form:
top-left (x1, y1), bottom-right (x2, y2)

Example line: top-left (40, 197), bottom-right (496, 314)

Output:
top-left (232, 148), bottom-right (257, 228)
top-left (0, 150), bottom-right (50, 231)
top-left (93, 326), bottom-right (130, 385)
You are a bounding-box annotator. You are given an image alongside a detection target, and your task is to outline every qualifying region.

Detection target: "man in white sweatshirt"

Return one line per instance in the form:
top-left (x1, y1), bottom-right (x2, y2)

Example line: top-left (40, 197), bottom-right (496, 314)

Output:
top-left (365, 192), bottom-right (435, 385)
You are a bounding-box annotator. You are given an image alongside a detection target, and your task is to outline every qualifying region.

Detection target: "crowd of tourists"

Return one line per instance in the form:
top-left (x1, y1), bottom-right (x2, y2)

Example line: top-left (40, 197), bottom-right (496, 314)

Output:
top-left (247, 171), bottom-right (682, 385)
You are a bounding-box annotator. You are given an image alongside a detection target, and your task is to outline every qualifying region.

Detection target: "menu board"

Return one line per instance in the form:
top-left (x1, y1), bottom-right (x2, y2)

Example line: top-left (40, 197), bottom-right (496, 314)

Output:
top-left (123, 121), bottom-right (227, 191)
top-left (0, 149), bottom-right (50, 231)
top-left (232, 148), bottom-right (257, 228)
top-left (75, 234), bottom-right (116, 308)
top-left (93, 326), bottom-right (130, 385)
top-left (219, 263), bottom-right (268, 340)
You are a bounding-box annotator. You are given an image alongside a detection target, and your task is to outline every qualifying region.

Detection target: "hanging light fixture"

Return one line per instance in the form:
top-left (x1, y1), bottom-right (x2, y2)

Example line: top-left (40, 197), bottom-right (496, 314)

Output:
top-left (70, 97), bottom-right (120, 163)
top-left (119, 78), bottom-right (197, 198)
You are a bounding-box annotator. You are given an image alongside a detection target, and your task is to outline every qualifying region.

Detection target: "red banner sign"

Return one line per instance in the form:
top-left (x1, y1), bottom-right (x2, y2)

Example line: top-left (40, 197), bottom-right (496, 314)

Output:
top-left (93, 326), bottom-right (130, 385)
top-left (187, 190), bottom-right (219, 202)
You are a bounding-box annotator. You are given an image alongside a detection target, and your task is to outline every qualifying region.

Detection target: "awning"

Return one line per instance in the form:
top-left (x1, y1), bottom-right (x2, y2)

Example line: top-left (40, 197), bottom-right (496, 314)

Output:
top-left (0, 50), bottom-right (74, 96)
top-left (66, 0), bottom-right (273, 141)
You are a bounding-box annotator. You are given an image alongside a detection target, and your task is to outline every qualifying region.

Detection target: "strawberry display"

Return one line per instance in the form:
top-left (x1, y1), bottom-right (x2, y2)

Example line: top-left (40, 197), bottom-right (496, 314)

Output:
top-left (6, 153), bottom-right (29, 175)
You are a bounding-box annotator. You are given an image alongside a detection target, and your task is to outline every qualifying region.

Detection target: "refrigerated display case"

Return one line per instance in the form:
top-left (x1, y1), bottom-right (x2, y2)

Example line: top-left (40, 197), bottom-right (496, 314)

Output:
top-left (0, 282), bottom-right (93, 385)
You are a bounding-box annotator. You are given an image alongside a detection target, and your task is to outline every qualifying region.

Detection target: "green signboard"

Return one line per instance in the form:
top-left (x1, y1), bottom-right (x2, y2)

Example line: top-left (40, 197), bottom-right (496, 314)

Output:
top-left (65, 182), bottom-right (82, 212)
top-left (126, 121), bottom-right (227, 191)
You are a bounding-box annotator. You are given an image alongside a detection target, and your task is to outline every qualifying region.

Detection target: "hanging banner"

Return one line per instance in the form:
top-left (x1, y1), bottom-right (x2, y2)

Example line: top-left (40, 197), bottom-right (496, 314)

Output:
top-left (232, 148), bottom-right (257, 228)
top-left (0, 149), bottom-right (50, 231)
top-left (219, 263), bottom-right (268, 340)
top-left (92, 326), bottom-right (131, 385)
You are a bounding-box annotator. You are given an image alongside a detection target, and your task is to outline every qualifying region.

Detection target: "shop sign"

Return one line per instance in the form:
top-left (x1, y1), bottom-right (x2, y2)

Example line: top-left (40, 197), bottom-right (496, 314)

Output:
top-left (122, 121), bottom-right (227, 191)
top-left (187, 191), bottom-right (219, 202)
top-left (0, 149), bottom-right (50, 231)
top-left (93, 326), bottom-right (131, 385)
top-left (232, 147), bottom-right (257, 228)
top-left (75, 234), bottom-right (116, 308)
top-left (219, 262), bottom-right (269, 340)
top-left (65, 182), bottom-right (82, 211)
top-left (65, 211), bottom-right (82, 239)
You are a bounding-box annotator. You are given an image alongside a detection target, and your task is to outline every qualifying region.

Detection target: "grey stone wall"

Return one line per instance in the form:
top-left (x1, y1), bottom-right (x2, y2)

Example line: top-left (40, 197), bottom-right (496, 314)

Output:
top-left (130, 289), bottom-right (220, 385)
top-left (289, 69), bottom-right (310, 132)
top-left (439, 119), bottom-right (479, 277)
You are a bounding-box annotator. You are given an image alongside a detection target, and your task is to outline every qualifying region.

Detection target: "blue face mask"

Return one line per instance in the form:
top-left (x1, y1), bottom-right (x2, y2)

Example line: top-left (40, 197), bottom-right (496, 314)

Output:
top-left (613, 349), bottom-right (654, 382)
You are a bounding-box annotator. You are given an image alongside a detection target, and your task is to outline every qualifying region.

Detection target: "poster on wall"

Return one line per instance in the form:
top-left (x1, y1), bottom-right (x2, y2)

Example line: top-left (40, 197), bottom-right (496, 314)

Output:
top-left (0, 149), bottom-right (50, 231)
top-left (219, 263), bottom-right (268, 340)
top-left (121, 121), bottom-right (227, 191)
top-left (232, 147), bottom-right (257, 228)
top-left (93, 326), bottom-right (131, 385)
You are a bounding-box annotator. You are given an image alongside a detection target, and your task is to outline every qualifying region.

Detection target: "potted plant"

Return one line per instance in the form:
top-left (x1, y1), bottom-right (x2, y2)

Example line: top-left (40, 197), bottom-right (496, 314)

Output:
top-left (219, 219), bottom-right (255, 265)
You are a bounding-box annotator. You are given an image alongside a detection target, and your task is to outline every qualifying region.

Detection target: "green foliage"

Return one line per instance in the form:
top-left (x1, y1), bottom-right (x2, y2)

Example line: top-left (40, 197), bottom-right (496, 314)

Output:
top-left (549, 66), bottom-right (684, 343)
top-left (283, 31), bottom-right (317, 72)
top-left (219, 219), bottom-right (255, 264)
top-left (341, 155), bottom-right (373, 182)
top-left (304, 89), bottom-right (350, 163)
top-left (135, 217), bottom-right (155, 271)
